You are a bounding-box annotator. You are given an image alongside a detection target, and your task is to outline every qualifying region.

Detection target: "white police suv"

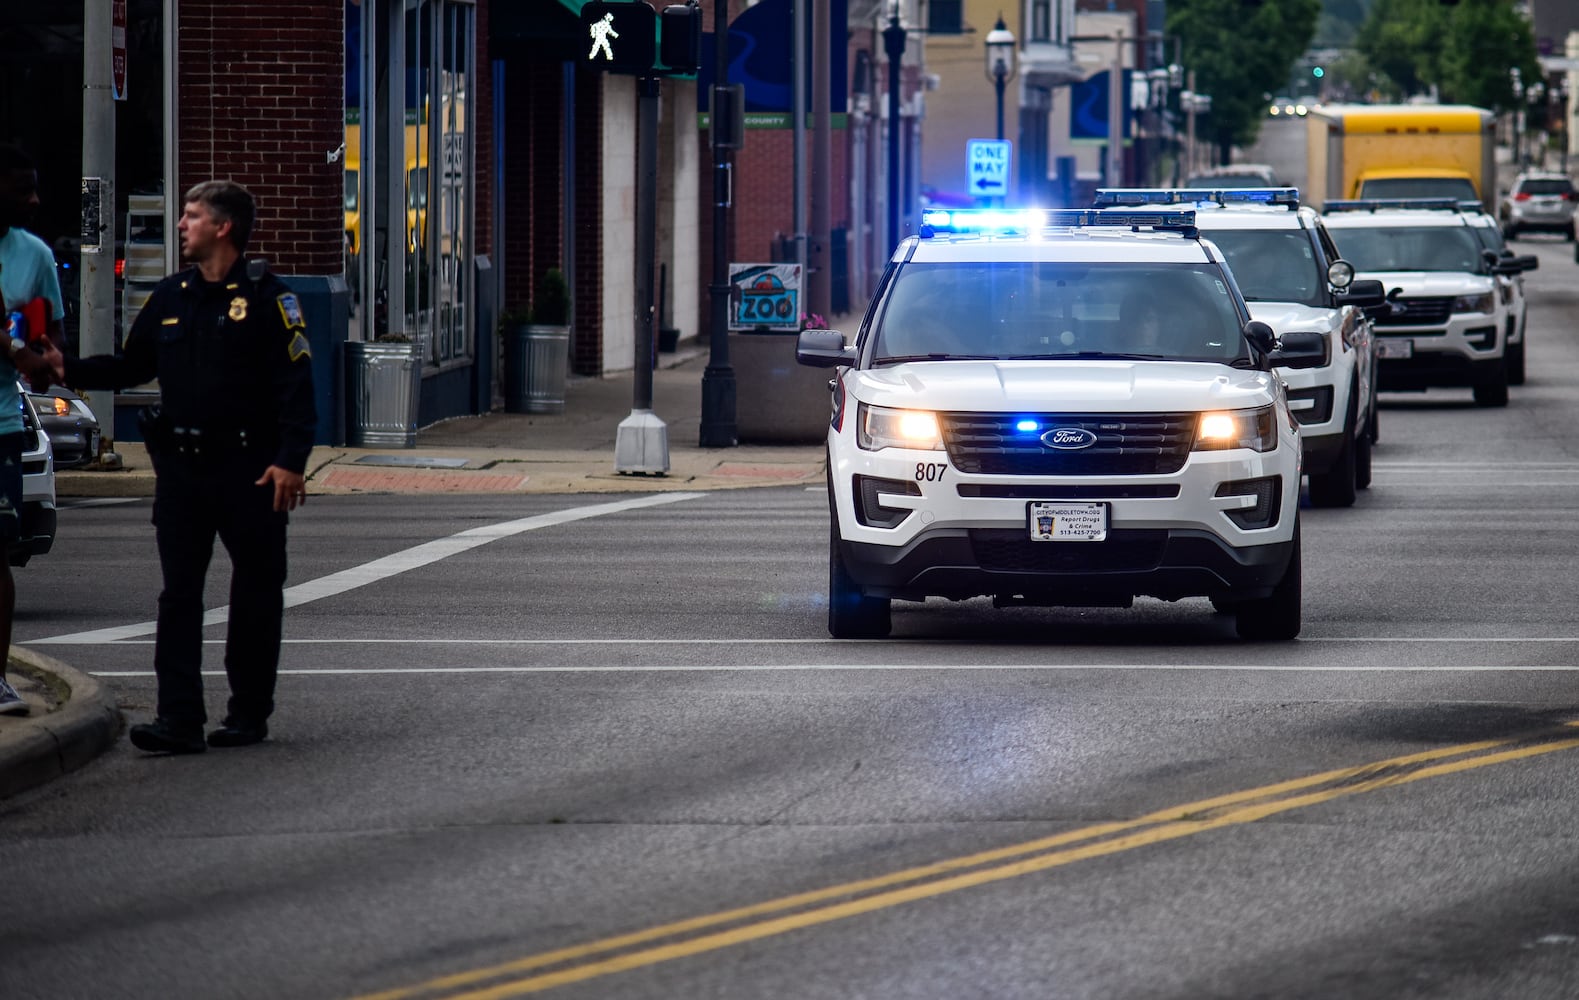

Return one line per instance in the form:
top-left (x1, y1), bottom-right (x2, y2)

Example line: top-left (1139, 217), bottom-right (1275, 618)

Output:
top-left (1321, 198), bottom-right (1532, 407)
top-left (797, 209), bottom-right (1309, 641)
top-left (1463, 210), bottom-right (1537, 386)
top-left (1096, 188), bottom-right (1385, 507)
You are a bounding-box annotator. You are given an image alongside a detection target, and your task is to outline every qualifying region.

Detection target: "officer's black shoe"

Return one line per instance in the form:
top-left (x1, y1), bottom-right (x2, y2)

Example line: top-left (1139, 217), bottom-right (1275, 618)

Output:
top-left (207, 720), bottom-right (268, 748)
top-left (129, 719), bottom-right (207, 755)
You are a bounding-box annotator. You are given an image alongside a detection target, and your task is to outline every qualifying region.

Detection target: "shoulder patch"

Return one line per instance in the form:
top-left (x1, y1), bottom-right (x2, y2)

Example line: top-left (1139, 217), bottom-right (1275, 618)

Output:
top-left (287, 330), bottom-right (312, 363)
top-left (276, 293), bottom-right (305, 329)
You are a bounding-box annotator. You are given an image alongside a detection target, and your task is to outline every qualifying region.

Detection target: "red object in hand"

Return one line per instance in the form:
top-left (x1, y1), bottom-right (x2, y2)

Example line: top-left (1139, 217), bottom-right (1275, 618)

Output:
top-left (20, 297), bottom-right (48, 343)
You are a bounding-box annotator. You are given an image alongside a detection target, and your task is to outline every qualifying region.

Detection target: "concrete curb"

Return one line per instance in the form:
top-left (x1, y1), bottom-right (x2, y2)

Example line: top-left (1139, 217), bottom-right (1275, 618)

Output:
top-left (0, 648), bottom-right (122, 800)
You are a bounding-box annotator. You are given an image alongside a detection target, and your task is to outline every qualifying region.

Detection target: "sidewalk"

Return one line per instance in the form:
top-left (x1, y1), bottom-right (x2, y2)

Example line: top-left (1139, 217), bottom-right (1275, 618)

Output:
top-left (54, 345), bottom-right (830, 499)
top-left (5, 341), bottom-right (835, 800)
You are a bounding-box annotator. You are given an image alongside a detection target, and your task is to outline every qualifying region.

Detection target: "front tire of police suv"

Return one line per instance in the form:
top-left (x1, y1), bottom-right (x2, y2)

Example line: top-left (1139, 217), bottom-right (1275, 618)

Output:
top-left (1307, 392), bottom-right (1359, 508)
top-left (1473, 361), bottom-right (1510, 408)
top-left (1235, 520), bottom-right (1301, 641)
top-left (1506, 340), bottom-right (1526, 386)
top-left (827, 472), bottom-right (892, 639)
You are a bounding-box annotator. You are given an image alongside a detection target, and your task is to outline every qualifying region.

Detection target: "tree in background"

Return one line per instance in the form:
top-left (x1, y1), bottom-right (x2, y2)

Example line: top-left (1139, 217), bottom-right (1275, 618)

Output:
top-left (1168, 0), bottom-right (1323, 165)
top-left (1356, 0), bottom-right (1539, 111)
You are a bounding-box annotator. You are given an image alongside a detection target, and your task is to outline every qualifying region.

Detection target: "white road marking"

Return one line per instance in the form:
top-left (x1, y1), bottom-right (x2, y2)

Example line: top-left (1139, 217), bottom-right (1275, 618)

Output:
top-left (85, 662), bottom-right (1579, 677)
top-left (47, 635), bottom-right (1579, 646)
top-left (27, 493), bottom-right (705, 645)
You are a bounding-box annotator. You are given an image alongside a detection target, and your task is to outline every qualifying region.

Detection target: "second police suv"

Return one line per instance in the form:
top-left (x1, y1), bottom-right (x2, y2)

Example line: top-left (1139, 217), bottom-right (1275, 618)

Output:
top-left (1095, 188), bottom-right (1385, 507)
top-left (797, 208), bottom-right (1316, 642)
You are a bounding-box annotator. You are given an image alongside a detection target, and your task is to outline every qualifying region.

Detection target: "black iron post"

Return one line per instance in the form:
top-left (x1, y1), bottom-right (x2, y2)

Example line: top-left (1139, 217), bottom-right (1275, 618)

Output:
top-left (882, 8), bottom-right (906, 254)
top-left (700, 0), bottom-right (738, 447)
top-left (994, 68), bottom-right (1006, 141)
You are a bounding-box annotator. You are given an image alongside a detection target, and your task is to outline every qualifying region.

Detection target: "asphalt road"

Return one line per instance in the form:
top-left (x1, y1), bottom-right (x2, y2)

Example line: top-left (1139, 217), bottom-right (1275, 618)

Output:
top-left (6, 238), bottom-right (1579, 999)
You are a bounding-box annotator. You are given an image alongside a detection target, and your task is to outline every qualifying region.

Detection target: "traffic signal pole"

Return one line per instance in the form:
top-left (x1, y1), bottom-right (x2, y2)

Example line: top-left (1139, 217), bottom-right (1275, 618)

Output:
top-left (700, 0), bottom-right (738, 447)
top-left (614, 74), bottom-right (671, 474)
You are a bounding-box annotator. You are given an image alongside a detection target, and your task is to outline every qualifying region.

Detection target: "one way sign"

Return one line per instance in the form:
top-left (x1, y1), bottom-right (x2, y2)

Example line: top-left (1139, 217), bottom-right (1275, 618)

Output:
top-left (967, 138), bottom-right (1011, 199)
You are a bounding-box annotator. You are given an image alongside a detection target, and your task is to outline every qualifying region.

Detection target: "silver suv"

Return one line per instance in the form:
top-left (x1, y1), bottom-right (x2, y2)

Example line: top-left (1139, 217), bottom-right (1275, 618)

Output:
top-left (1096, 188), bottom-right (1385, 507)
top-left (1497, 171), bottom-right (1575, 240)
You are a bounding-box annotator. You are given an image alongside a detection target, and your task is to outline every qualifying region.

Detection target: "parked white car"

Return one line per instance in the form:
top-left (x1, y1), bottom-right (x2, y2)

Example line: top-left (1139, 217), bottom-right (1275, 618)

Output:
top-left (799, 208), bottom-right (1310, 640)
top-left (13, 385), bottom-right (56, 567)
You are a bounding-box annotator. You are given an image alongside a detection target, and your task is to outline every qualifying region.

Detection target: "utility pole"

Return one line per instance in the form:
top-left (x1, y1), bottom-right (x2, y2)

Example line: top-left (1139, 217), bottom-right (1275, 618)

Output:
top-left (81, 0), bottom-right (117, 394)
top-left (700, 0), bottom-right (738, 447)
top-left (808, 0), bottom-right (832, 321)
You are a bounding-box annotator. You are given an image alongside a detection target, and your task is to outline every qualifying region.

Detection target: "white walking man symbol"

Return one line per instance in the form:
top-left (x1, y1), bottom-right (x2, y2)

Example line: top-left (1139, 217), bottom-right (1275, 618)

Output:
top-left (588, 12), bottom-right (620, 61)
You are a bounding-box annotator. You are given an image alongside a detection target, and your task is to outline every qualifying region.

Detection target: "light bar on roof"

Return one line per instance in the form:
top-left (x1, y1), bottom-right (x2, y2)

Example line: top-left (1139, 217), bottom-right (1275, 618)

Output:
top-left (1324, 198), bottom-right (1462, 213)
top-left (1093, 187), bottom-right (1300, 207)
top-left (1044, 209), bottom-right (1197, 230)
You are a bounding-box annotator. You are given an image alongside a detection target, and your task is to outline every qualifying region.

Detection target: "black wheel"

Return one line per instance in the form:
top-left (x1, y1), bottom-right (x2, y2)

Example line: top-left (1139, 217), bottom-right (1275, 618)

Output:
top-left (1473, 362), bottom-right (1509, 407)
top-left (827, 472), bottom-right (890, 639)
top-left (1235, 520), bottom-right (1301, 641)
top-left (1307, 392), bottom-right (1358, 508)
top-left (1354, 425), bottom-right (1373, 491)
top-left (1573, 239), bottom-right (1579, 263)
top-left (1506, 340), bottom-right (1526, 387)
top-left (1503, 222), bottom-right (1519, 241)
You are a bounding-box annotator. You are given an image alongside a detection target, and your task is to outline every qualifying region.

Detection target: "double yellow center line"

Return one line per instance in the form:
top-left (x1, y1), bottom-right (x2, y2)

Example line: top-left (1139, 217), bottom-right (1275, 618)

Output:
top-left (355, 725), bottom-right (1579, 999)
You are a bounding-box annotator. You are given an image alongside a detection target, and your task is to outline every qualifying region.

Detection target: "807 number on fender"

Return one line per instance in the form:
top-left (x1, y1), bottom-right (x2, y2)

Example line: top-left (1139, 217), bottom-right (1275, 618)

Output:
top-left (916, 462), bottom-right (948, 482)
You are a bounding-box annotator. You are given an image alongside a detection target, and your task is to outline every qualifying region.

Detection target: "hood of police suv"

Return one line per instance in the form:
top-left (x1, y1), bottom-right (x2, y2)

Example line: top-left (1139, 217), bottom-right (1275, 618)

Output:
top-left (1354, 271), bottom-right (1495, 297)
top-left (1245, 302), bottom-right (1342, 337)
top-left (849, 360), bottom-right (1278, 413)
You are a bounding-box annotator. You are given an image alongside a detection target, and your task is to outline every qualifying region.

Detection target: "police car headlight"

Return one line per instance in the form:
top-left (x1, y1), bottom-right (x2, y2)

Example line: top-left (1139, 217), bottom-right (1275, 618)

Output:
top-left (1452, 292), bottom-right (1495, 314)
top-left (1193, 405), bottom-right (1277, 453)
top-left (858, 404), bottom-right (945, 451)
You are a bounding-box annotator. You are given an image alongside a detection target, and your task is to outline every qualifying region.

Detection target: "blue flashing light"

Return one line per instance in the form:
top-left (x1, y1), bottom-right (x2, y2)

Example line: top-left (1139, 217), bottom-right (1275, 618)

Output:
top-left (1015, 419), bottom-right (1040, 433)
top-left (921, 209), bottom-right (952, 229)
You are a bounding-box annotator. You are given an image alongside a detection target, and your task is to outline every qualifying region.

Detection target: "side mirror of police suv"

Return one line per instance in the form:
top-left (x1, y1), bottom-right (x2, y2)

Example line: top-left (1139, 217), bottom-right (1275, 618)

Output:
top-left (796, 328), bottom-right (855, 368)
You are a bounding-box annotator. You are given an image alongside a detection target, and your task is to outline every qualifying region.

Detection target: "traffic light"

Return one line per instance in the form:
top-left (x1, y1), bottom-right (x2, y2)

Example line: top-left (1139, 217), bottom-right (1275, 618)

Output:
top-left (579, 1), bottom-right (657, 76)
top-left (659, 3), bottom-right (702, 75)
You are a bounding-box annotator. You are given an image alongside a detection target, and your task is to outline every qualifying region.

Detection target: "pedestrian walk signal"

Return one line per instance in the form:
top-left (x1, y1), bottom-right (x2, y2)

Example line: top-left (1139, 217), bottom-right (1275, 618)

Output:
top-left (580, 1), bottom-right (657, 76)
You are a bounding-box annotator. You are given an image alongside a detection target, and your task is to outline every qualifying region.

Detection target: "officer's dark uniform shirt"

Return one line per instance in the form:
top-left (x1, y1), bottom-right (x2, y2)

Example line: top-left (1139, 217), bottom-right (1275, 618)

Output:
top-left (65, 257), bottom-right (316, 472)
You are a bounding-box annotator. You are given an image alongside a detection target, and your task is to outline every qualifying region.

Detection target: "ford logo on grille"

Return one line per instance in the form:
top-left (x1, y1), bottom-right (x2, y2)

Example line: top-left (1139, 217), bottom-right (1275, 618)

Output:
top-left (1041, 427), bottom-right (1097, 450)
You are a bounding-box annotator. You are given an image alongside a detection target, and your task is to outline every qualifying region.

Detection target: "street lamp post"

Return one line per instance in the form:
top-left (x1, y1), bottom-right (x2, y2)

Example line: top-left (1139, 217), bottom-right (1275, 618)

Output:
top-left (882, 4), bottom-right (907, 253)
top-left (984, 16), bottom-right (1016, 143)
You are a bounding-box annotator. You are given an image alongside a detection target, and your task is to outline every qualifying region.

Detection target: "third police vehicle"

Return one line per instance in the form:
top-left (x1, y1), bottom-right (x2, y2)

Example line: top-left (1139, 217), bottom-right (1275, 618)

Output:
top-left (1321, 198), bottom-right (1536, 407)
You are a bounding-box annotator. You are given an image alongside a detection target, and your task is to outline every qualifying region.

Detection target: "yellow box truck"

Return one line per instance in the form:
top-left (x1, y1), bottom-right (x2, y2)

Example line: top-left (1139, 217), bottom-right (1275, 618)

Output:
top-left (1305, 104), bottom-right (1497, 211)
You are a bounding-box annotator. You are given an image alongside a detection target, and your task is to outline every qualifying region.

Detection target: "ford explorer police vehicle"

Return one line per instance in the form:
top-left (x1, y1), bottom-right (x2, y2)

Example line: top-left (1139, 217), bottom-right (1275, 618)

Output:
top-left (1095, 188), bottom-right (1385, 508)
top-left (797, 209), bottom-right (1309, 641)
top-left (1463, 209), bottom-right (1536, 386)
top-left (1321, 198), bottom-right (1532, 407)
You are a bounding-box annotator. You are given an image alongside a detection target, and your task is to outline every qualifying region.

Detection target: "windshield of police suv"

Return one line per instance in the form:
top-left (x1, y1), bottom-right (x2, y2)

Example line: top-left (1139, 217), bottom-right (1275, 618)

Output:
top-left (1328, 225), bottom-right (1486, 273)
top-left (872, 262), bottom-right (1248, 364)
top-left (1203, 229), bottom-right (1324, 307)
top-left (1356, 177), bottom-right (1480, 202)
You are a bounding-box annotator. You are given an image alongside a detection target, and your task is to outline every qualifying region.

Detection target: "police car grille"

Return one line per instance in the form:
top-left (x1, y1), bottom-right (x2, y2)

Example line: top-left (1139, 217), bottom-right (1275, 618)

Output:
top-left (968, 529), bottom-right (1168, 574)
top-left (941, 413), bottom-right (1196, 476)
top-left (1376, 296), bottom-right (1452, 327)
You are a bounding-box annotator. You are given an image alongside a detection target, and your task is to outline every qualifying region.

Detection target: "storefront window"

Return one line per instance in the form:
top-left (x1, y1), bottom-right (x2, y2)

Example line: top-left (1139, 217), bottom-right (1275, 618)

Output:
top-left (349, 0), bottom-right (474, 367)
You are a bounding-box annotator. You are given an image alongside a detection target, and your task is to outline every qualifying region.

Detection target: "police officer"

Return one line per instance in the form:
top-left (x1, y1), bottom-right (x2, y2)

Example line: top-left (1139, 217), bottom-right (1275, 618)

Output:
top-left (62, 180), bottom-right (316, 754)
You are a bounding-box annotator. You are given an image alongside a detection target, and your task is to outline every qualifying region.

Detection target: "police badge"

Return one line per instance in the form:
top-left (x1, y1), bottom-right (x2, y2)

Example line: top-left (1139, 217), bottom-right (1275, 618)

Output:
top-left (229, 297), bottom-right (248, 321)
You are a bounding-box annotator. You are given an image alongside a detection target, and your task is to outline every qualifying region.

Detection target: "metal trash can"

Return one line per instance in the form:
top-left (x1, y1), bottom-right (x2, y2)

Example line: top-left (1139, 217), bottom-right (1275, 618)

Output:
top-left (522, 324), bottom-right (570, 414)
top-left (346, 340), bottom-right (421, 447)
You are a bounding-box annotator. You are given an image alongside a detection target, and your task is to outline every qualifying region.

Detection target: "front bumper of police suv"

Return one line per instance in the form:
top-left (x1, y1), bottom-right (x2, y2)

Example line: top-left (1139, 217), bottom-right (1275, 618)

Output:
top-left (828, 399), bottom-right (1301, 606)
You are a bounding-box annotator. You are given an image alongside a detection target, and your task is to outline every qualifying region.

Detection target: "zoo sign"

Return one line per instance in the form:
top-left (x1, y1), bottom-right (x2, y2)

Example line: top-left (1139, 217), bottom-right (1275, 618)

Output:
top-left (728, 263), bottom-right (802, 332)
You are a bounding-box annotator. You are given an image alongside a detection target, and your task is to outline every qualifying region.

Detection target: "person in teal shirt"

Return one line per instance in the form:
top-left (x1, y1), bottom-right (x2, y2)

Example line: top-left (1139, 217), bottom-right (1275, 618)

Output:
top-left (0, 144), bottom-right (68, 715)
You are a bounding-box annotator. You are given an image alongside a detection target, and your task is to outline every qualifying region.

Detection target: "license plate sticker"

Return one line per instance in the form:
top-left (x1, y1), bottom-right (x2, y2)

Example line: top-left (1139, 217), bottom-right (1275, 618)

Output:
top-left (1028, 502), bottom-right (1108, 542)
top-left (1377, 339), bottom-right (1413, 360)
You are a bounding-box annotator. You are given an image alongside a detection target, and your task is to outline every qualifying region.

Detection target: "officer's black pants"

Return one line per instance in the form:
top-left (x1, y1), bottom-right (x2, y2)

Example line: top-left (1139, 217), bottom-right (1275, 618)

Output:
top-left (150, 449), bottom-right (288, 729)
